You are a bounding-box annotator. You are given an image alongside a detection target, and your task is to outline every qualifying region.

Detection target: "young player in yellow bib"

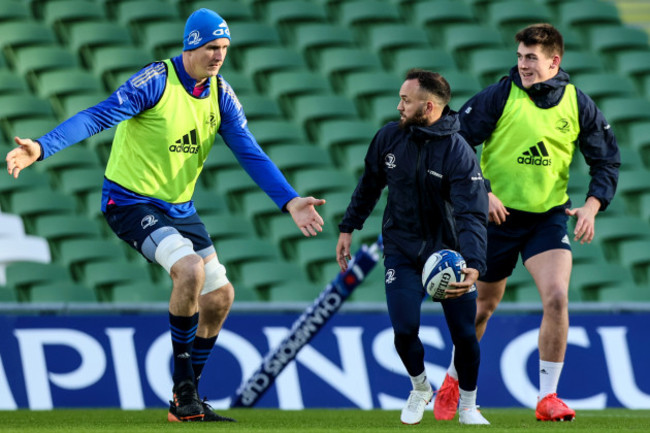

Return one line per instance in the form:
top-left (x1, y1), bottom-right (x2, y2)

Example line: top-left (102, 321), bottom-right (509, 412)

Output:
top-left (6, 8), bottom-right (325, 422)
top-left (434, 23), bottom-right (620, 422)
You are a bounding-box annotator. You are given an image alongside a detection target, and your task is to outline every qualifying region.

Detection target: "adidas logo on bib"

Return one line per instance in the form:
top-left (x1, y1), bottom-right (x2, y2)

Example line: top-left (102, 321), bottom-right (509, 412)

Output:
top-left (517, 141), bottom-right (551, 166)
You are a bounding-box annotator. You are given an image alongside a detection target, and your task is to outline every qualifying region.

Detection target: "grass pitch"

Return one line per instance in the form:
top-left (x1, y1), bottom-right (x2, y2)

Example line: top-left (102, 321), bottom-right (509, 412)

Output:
top-left (1, 408), bottom-right (648, 432)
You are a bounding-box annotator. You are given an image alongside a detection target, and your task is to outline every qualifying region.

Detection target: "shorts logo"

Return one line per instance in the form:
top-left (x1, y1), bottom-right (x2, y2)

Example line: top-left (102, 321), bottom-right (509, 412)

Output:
top-left (517, 141), bottom-right (551, 166)
top-left (187, 30), bottom-right (202, 46)
top-left (385, 153), bottom-right (396, 169)
top-left (561, 234), bottom-right (570, 245)
top-left (385, 269), bottom-right (396, 284)
top-left (141, 215), bottom-right (158, 229)
top-left (170, 129), bottom-right (200, 154)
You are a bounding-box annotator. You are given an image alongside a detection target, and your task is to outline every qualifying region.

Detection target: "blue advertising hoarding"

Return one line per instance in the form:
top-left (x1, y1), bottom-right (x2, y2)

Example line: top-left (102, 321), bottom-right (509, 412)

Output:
top-left (0, 310), bottom-right (648, 410)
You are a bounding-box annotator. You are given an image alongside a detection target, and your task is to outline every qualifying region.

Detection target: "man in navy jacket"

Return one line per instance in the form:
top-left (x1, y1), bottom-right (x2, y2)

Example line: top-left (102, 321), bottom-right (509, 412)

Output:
top-left (336, 69), bottom-right (489, 425)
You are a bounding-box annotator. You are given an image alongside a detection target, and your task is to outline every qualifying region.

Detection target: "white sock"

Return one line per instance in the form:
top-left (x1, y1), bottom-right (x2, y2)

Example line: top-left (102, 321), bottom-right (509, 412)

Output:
top-left (459, 387), bottom-right (477, 410)
top-left (410, 371), bottom-right (431, 392)
top-left (447, 346), bottom-right (458, 380)
top-left (539, 360), bottom-right (563, 398)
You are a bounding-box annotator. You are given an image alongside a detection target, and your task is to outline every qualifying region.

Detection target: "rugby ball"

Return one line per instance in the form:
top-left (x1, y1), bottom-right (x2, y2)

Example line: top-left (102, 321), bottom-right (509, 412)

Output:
top-left (422, 249), bottom-right (466, 301)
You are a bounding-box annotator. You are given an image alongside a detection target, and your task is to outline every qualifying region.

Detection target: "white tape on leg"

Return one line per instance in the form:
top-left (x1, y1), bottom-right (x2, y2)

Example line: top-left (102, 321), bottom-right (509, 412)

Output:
top-left (154, 233), bottom-right (195, 273)
top-left (201, 257), bottom-right (229, 295)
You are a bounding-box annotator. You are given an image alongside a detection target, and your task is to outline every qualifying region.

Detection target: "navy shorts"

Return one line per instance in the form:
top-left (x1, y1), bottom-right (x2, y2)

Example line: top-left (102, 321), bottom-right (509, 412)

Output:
top-left (104, 203), bottom-right (215, 263)
top-left (481, 207), bottom-right (571, 282)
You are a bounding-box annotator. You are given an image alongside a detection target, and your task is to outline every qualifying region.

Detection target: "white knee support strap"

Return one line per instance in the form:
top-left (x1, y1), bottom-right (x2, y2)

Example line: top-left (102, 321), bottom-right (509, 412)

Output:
top-left (154, 233), bottom-right (195, 274)
top-left (201, 257), bottom-right (229, 295)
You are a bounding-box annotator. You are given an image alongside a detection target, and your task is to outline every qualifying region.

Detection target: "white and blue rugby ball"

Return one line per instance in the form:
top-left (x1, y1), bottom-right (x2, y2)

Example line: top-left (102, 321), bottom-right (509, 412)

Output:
top-left (422, 249), bottom-right (466, 301)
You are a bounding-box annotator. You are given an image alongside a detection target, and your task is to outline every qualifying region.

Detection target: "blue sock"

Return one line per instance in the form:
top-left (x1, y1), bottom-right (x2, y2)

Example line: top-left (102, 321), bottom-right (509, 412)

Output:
top-left (192, 335), bottom-right (218, 391)
top-left (169, 311), bottom-right (199, 386)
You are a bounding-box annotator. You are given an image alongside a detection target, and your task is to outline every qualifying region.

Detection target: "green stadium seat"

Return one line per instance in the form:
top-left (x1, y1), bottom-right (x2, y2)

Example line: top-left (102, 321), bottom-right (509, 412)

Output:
top-left (559, 1), bottom-right (621, 39)
top-left (84, 126), bottom-right (115, 164)
top-left (292, 236), bottom-right (337, 283)
top-left (12, 45), bottom-right (80, 87)
top-left (615, 168), bottom-right (650, 216)
top-left (487, 0), bottom-right (553, 43)
top-left (34, 215), bottom-right (103, 253)
top-left (291, 167), bottom-right (357, 197)
top-left (0, 94), bottom-right (56, 130)
top-left (348, 266), bottom-right (386, 303)
top-left (0, 21), bottom-right (57, 62)
top-left (10, 118), bottom-right (59, 143)
top-left (9, 188), bottom-right (76, 231)
top-left (180, 1), bottom-right (254, 23)
top-left (292, 94), bottom-right (360, 141)
top-left (0, 287), bottom-right (18, 303)
top-left (409, 1), bottom-right (476, 38)
top-left (444, 70), bottom-right (483, 102)
top-left (84, 260), bottom-right (152, 300)
top-left (221, 73), bottom-right (255, 96)
top-left (317, 118), bottom-right (376, 161)
top-left (614, 50), bottom-right (650, 90)
top-left (342, 71), bottom-right (402, 118)
top-left (90, 46), bottom-right (155, 90)
top-left (339, 141), bottom-right (368, 178)
top-left (211, 167), bottom-right (259, 209)
top-left (267, 280), bottom-right (323, 302)
top-left (241, 47), bottom-right (308, 89)
top-left (237, 94), bottom-right (284, 120)
top-left (365, 24), bottom-right (430, 66)
top-left (293, 23), bottom-right (356, 67)
top-left (390, 47), bottom-right (459, 80)
top-left (140, 20), bottom-right (185, 59)
top-left (588, 26), bottom-right (650, 63)
top-left (191, 187), bottom-right (229, 215)
top-left (337, 1), bottom-right (401, 43)
top-left (240, 190), bottom-right (283, 233)
top-left (43, 0), bottom-right (107, 42)
top-left (266, 144), bottom-right (333, 179)
top-left (5, 262), bottom-right (73, 298)
top-left (467, 48), bottom-right (514, 88)
top-left (597, 283), bottom-right (650, 302)
top-left (36, 146), bottom-right (103, 176)
top-left (506, 262), bottom-right (534, 290)
top-left (57, 238), bottom-right (128, 279)
top-left (115, 0), bottom-right (179, 42)
top-left (368, 95), bottom-right (399, 127)
top-left (266, 0), bottom-right (328, 42)
top-left (58, 167), bottom-right (104, 211)
top-left (595, 215), bottom-right (650, 261)
top-left (443, 24), bottom-right (505, 69)
top-left (570, 263), bottom-right (635, 300)
top-left (319, 190), bottom-right (354, 228)
top-left (0, 169), bottom-right (49, 209)
top-left (201, 213), bottom-right (252, 242)
top-left (67, 22), bottom-right (134, 66)
top-left (266, 70), bottom-right (333, 114)
top-left (213, 237), bottom-right (280, 279)
top-left (28, 281), bottom-right (98, 303)
top-left (226, 22), bottom-right (282, 69)
top-left (618, 239), bottom-right (650, 285)
top-left (247, 119), bottom-right (307, 147)
top-left (60, 92), bottom-right (108, 119)
top-left (239, 259), bottom-right (310, 292)
top-left (317, 47), bottom-right (383, 91)
top-left (628, 121), bottom-right (650, 167)
top-left (561, 50), bottom-right (606, 79)
top-left (572, 73), bottom-right (637, 105)
top-left (599, 97), bottom-right (650, 144)
top-left (0, 1), bottom-right (31, 23)
top-left (0, 69), bottom-right (29, 96)
top-left (108, 281), bottom-right (170, 303)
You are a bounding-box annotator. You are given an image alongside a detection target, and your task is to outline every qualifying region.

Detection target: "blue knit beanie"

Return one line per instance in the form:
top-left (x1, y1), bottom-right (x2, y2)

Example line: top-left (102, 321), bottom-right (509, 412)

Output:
top-left (183, 8), bottom-right (230, 51)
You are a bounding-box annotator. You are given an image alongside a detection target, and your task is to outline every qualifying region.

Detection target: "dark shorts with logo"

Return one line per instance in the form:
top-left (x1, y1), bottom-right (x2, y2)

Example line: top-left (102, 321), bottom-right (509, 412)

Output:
top-left (104, 203), bottom-right (214, 262)
top-left (481, 206), bottom-right (571, 282)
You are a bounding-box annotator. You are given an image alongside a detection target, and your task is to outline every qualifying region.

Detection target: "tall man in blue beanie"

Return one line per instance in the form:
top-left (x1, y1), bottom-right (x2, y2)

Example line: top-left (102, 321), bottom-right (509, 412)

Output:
top-left (7, 8), bottom-right (326, 422)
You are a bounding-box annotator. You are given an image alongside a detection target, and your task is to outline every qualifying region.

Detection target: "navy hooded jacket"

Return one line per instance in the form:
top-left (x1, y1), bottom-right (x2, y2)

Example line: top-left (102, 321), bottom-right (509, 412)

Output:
top-left (459, 66), bottom-right (620, 211)
top-left (339, 108), bottom-right (489, 275)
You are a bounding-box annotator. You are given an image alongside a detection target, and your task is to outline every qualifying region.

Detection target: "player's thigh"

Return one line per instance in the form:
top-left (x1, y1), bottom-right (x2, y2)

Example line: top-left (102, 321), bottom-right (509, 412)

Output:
top-left (384, 254), bottom-right (425, 335)
top-left (524, 249), bottom-right (572, 301)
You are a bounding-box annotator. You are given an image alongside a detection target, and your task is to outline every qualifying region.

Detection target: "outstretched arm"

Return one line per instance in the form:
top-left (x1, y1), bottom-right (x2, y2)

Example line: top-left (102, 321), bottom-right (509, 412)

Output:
top-left (6, 137), bottom-right (42, 178)
top-left (286, 196), bottom-right (326, 237)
